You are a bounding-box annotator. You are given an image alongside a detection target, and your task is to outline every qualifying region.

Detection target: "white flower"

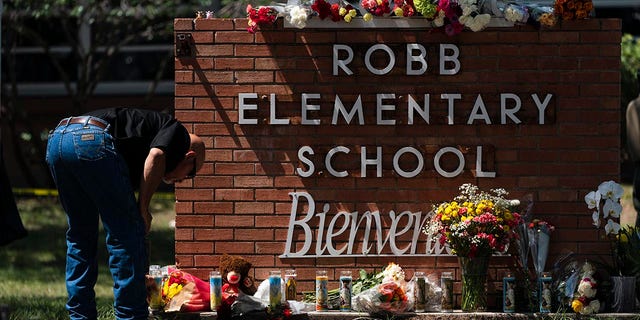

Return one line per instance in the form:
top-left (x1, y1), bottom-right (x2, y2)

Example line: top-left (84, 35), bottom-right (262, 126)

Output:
top-left (459, 14), bottom-right (471, 25)
top-left (382, 262), bottom-right (406, 285)
top-left (462, 5), bottom-right (477, 16)
top-left (433, 10), bottom-right (445, 27)
top-left (584, 191), bottom-right (601, 209)
top-left (468, 14), bottom-right (491, 32)
top-left (504, 6), bottom-right (521, 22)
top-left (504, 4), bottom-right (529, 23)
top-left (286, 5), bottom-right (309, 29)
top-left (604, 218), bottom-right (621, 235)
top-left (588, 300), bottom-right (600, 314)
top-left (597, 180), bottom-right (623, 201)
top-left (591, 211), bottom-right (600, 227)
top-left (577, 279), bottom-right (597, 298)
top-left (602, 198), bottom-right (622, 218)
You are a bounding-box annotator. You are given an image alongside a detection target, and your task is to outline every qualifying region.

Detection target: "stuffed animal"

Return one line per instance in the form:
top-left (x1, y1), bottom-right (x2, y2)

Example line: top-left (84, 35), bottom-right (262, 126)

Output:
top-left (219, 254), bottom-right (257, 305)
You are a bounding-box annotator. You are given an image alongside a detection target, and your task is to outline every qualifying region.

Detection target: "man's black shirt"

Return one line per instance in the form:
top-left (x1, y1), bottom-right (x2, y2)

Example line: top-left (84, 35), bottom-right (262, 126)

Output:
top-left (85, 107), bottom-right (190, 188)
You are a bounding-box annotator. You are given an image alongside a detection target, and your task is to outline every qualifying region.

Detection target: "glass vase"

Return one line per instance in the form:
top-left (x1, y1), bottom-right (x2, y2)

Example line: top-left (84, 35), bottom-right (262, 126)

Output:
top-left (459, 256), bottom-right (490, 312)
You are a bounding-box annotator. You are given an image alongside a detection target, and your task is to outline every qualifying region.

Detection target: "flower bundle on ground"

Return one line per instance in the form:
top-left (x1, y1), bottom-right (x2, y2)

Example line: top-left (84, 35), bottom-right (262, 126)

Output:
top-left (571, 262), bottom-right (600, 314)
top-left (163, 270), bottom-right (189, 302)
top-left (352, 263), bottom-right (412, 313)
top-left (425, 183), bottom-right (522, 258)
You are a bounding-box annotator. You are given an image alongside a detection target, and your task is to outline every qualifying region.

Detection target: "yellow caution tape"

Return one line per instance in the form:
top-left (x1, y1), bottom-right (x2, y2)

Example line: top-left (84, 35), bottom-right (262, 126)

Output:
top-left (12, 188), bottom-right (175, 200)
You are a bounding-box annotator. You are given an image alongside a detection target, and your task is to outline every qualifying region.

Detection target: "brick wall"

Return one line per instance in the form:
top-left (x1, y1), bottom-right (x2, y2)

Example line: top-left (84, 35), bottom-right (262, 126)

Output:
top-left (173, 17), bottom-right (621, 308)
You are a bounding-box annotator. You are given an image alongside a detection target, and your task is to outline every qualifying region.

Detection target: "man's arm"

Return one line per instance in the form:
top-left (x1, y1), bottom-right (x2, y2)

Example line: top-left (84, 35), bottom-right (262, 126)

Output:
top-left (139, 147), bottom-right (166, 234)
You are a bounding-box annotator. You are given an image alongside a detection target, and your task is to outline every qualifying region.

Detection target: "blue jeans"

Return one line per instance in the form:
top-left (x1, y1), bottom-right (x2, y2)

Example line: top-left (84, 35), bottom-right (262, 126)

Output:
top-left (46, 117), bottom-right (148, 320)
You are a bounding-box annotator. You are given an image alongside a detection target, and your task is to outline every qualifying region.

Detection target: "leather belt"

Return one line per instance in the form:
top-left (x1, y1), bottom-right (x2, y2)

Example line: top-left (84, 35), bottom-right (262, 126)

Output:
top-left (58, 116), bottom-right (108, 130)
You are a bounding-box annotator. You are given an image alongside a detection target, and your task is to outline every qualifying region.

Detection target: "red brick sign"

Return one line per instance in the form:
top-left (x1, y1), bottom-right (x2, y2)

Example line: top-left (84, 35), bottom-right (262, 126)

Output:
top-left (174, 17), bottom-right (620, 305)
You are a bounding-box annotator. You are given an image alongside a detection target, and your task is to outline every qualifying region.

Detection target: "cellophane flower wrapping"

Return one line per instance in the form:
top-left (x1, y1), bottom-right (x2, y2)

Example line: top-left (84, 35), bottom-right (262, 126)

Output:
top-left (353, 263), bottom-right (413, 314)
top-left (504, 3), bottom-right (529, 23)
top-left (571, 262), bottom-right (600, 314)
top-left (525, 4), bottom-right (557, 27)
top-left (528, 220), bottom-right (554, 276)
top-left (423, 273), bottom-right (443, 312)
top-left (160, 266), bottom-right (211, 312)
top-left (552, 255), bottom-right (604, 314)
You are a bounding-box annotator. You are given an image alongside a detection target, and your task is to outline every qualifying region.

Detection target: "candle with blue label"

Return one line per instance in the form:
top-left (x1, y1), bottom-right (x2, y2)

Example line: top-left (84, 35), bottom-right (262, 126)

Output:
top-left (539, 272), bottom-right (552, 313)
top-left (269, 270), bottom-right (282, 307)
top-left (339, 270), bottom-right (352, 311)
top-left (209, 270), bottom-right (222, 311)
top-left (503, 273), bottom-right (516, 313)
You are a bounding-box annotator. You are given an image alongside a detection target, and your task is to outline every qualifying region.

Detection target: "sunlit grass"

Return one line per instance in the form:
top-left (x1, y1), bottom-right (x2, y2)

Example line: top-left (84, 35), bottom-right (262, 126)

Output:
top-left (0, 195), bottom-right (176, 320)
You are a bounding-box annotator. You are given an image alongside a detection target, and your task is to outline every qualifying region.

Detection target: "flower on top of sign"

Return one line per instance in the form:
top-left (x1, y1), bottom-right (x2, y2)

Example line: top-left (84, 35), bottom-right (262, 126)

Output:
top-left (246, 4), bottom-right (279, 33)
top-left (553, 0), bottom-right (594, 20)
top-left (242, 0), bottom-right (593, 34)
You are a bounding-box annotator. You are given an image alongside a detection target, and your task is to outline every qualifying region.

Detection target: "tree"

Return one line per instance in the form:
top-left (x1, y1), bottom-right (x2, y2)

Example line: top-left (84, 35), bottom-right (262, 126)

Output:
top-left (1, 0), bottom-right (214, 187)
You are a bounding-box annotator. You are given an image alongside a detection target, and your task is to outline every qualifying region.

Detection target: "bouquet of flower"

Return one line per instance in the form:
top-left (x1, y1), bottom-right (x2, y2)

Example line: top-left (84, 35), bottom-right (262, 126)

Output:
top-left (571, 262), bottom-right (600, 314)
top-left (310, 0), bottom-right (358, 22)
top-left (424, 183), bottom-right (522, 258)
top-left (528, 219), bottom-right (555, 276)
top-left (525, 4), bottom-right (557, 28)
top-left (361, 0), bottom-right (392, 17)
top-left (353, 263), bottom-right (412, 314)
top-left (413, 0), bottom-right (438, 19)
top-left (163, 270), bottom-right (189, 303)
top-left (458, 0), bottom-right (491, 32)
top-left (393, 0), bottom-right (416, 17)
top-left (247, 4), bottom-right (280, 33)
top-left (553, 0), bottom-right (593, 20)
top-left (286, 4), bottom-right (311, 28)
top-left (504, 3), bottom-right (529, 24)
top-left (160, 267), bottom-right (211, 312)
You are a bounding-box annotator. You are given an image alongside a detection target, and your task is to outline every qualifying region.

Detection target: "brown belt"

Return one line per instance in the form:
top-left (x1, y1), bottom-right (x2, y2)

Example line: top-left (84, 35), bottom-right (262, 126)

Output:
top-left (58, 116), bottom-right (108, 130)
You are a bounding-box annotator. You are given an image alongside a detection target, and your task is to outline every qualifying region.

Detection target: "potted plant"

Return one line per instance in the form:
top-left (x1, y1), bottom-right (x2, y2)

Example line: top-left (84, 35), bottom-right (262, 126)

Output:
top-left (585, 180), bottom-right (639, 312)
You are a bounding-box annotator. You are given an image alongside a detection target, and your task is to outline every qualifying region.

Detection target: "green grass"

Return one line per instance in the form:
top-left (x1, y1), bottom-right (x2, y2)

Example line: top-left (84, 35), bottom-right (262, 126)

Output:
top-left (0, 195), bottom-right (177, 320)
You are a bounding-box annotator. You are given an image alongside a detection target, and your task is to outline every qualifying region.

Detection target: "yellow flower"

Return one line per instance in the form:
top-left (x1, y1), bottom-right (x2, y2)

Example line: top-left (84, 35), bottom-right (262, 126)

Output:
top-left (349, 9), bottom-right (357, 17)
top-left (166, 283), bottom-right (184, 300)
top-left (618, 233), bottom-right (629, 243)
top-left (376, 0), bottom-right (383, 5)
top-left (344, 14), bottom-right (353, 23)
top-left (394, 7), bottom-right (403, 16)
top-left (572, 299), bottom-right (584, 313)
top-left (363, 13), bottom-right (373, 22)
top-left (339, 7), bottom-right (347, 16)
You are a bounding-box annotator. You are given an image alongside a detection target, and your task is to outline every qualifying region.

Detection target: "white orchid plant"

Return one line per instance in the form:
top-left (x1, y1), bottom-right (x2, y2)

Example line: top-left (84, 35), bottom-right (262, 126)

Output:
top-left (585, 180), bottom-right (624, 235)
top-left (586, 181), bottom-right (640, 281)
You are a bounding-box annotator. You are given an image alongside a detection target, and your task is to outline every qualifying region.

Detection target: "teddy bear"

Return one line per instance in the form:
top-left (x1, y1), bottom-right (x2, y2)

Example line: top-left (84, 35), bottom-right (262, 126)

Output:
top-left (219, 254), bottom-right (257, 305)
